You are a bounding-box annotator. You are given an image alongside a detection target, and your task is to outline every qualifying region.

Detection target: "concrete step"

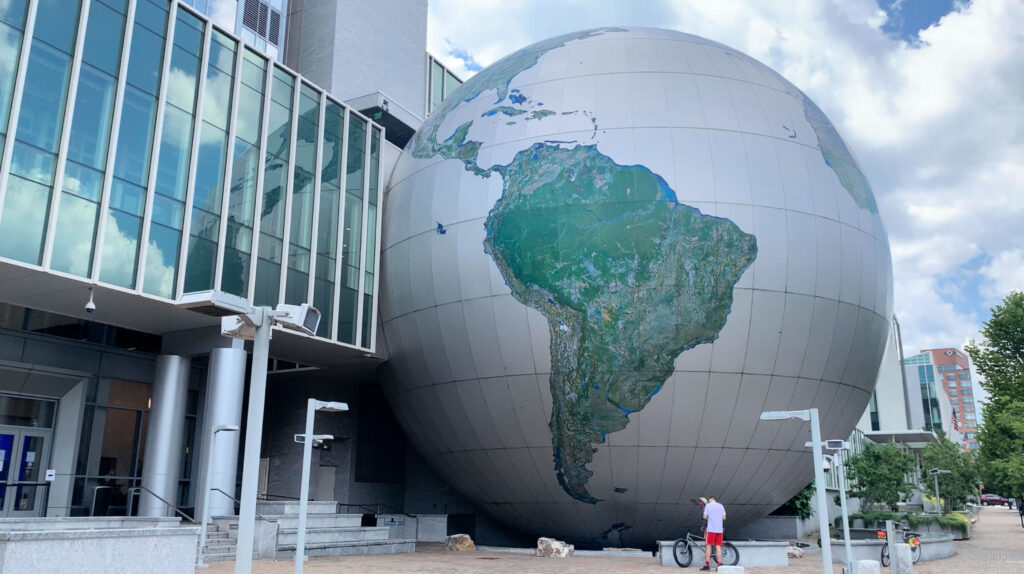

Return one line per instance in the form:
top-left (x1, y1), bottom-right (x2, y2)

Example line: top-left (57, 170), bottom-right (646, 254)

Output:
top-left (256, 501), bottom-right (338, 515)
top-left (276, 526), bottom-right (390, 545)
top-left (203, 544), bottom-right (237, 554)
top-left (214, 514), bottom-right (363, 530)
top-left (277, 538), bottom-right (416, 558)
top-left (201, 551), bottom-right (258, 563)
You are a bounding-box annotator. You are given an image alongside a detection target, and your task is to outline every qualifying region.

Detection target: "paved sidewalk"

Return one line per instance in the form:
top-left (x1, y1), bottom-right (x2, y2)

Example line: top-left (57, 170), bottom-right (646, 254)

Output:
top-left (199, 505), bottom-right (1023, 573)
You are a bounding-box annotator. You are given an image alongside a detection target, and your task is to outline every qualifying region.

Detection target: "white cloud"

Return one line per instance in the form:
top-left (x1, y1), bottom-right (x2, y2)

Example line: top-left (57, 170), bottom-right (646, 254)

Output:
top-left (427, 0), bottom-right (1024, 364)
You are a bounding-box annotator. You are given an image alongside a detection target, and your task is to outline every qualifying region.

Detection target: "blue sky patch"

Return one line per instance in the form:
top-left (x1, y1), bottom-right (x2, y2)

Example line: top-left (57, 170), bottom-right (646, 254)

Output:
top-left (882, 0), bottom-right (959, 42)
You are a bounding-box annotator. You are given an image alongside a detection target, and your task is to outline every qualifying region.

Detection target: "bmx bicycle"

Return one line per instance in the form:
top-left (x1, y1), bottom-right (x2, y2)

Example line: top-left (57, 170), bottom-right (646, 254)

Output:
top-left (877, 522), bottom-right (922, 566)
top-left (671, 530), bottom-right (740, 568)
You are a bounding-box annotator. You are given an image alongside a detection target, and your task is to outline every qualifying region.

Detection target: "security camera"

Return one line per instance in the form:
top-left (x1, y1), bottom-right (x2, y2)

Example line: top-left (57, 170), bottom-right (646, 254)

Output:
top-left (85, 289), bottom-right (96, 313)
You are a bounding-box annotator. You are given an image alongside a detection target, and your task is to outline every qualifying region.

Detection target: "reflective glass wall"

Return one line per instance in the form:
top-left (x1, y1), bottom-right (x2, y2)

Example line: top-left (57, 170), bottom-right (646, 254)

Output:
top-left (0, 0), bottom-right (384, 352)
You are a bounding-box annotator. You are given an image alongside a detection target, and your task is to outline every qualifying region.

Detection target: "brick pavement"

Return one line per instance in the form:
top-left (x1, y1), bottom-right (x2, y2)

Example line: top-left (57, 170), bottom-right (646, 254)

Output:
top-left (199, 505), bottom-right (1023, 573)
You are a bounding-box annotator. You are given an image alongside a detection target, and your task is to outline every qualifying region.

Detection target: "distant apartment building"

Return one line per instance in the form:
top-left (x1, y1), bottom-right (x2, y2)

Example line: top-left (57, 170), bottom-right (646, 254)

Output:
top-left (922, 347), bottom-right (979, 450)
top-left (903, 350), bottom-right (966, 446)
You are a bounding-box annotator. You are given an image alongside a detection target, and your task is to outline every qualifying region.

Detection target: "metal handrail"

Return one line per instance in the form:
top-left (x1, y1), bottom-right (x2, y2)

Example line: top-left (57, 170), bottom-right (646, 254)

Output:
top-left (337, 502), bottom-right (416, 519)
top-left (127, 486), bottom-right (195, 523)
top-left (257, 492), bottom-right (301, 501)
top-left (208, 488), bottom-right (273, 522)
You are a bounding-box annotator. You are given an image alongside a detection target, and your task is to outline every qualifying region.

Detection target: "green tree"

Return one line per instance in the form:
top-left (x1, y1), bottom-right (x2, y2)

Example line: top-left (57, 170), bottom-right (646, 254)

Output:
top-left (966, 291), bottom-right (1024, 499)
top-left (844, 442), bottom-right (917, 511)
top-left (771, 483), bottom-right (815, 520)
top-left (921, 436), bottom-right (979, 512)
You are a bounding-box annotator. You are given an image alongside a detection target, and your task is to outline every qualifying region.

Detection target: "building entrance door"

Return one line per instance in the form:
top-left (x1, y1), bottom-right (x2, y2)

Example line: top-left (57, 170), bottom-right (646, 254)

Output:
top-left (0, 426), bottom-right (52, 517)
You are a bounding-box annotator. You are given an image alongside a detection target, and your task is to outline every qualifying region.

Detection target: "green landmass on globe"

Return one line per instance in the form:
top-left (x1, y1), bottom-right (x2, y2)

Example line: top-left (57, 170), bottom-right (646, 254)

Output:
top-left (484, 144), bottom-right (757, 502)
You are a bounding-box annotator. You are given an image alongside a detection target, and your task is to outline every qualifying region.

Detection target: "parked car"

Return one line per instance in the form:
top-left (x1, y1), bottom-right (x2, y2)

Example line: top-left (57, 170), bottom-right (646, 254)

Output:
top-left (981, 493), bottom-right (1008, 506)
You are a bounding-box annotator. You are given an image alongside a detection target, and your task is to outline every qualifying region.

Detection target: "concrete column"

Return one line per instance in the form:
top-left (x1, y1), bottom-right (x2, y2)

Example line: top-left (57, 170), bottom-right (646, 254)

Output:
top-left (197, 347), bottom-right (246, 518)
top-left (139, 355), bottom-right (191, 517)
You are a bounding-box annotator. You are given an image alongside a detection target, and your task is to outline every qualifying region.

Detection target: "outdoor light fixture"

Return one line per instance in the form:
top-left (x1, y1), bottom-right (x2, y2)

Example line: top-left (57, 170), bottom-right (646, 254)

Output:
top-left (294, 398), bottom-right (349, 574)
top-left (760, 409), bottom-right (832, 574)
top-left (929, 468), bottom-right (952, 515)
top-left (201, 293), bottom-right (323, 574)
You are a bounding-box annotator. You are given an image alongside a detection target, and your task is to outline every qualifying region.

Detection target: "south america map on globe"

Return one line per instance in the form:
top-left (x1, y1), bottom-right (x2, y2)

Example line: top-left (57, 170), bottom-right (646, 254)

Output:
top-left (408, 28), bottom-right (877, 504)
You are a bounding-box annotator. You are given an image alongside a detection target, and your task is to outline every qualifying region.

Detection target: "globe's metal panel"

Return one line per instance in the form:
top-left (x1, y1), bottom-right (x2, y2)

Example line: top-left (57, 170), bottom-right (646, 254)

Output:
top-left (380, 27), bottom-right (892, 546)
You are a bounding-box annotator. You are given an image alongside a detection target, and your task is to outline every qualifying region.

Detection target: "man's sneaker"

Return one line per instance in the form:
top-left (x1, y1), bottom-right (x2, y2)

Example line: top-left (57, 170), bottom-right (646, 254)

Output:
top-left (699, 566), bottom-right (711, 571)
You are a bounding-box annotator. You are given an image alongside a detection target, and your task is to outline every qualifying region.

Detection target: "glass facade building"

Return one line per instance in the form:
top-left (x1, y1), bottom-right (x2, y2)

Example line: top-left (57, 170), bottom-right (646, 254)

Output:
top-left (426, 54), bottom-right (462, 115)
top-left (0, 0), bottom-right (384, 351)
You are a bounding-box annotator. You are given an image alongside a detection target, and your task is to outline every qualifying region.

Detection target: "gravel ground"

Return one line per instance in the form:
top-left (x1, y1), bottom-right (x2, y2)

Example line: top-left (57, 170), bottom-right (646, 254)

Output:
top-left (200, 505), bottom-right (1024, 573)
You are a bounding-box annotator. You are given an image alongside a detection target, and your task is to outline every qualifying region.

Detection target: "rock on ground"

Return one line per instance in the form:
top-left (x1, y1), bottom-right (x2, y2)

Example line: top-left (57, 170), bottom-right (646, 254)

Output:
top-left (536, 537), bottom-right (574, 557)
top-left (444, 534), bottom-right (476, 552)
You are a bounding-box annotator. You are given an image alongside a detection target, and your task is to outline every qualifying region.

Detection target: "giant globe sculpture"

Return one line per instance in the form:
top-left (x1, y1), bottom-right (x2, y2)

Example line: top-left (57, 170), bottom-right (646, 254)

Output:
top-left (380, 27), bottom-right (892, 547)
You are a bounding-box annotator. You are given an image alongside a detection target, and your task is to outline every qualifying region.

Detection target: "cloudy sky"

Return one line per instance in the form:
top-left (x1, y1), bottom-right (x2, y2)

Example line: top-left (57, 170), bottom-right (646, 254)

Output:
top-left (426, 0), bottom-right (1024, 398)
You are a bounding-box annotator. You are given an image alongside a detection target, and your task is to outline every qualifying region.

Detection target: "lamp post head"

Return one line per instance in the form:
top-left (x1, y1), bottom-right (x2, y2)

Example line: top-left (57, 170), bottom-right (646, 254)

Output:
top-left (213, 425), bottom-right (240, 433)
top-left (760, 410), bottom-right (811, 422)
top-left (929, 468), bottom-right (952, 475)
top-left (314, 400), bottom-right (349, 413)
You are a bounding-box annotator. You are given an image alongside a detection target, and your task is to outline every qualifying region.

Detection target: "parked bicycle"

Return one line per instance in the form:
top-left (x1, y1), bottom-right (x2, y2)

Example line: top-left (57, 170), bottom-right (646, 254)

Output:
top-left (877, 522), bottom-right (922, 566)
top-left (672, 530), bottom-right (740, 568)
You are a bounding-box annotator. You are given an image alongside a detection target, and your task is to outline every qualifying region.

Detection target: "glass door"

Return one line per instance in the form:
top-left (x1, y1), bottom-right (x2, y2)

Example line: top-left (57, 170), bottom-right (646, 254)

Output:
top-left (0, 426), bottom-right (51, 517)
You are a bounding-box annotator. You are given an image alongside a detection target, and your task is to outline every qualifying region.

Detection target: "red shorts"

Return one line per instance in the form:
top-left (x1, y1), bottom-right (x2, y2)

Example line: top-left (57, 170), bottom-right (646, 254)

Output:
top-left (705, 531), bottom-right (723, 546)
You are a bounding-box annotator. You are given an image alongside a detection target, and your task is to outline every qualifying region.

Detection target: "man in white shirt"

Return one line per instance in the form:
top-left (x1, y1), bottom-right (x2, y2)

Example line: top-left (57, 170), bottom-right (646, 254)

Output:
top-left (701, 496), bottom-right (726, 570)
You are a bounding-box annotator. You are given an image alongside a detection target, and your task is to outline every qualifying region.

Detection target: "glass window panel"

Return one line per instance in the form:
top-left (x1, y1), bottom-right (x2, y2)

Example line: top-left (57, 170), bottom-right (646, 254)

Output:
top-left (345, 117), bottom-right (365, 198)
top-left (260, 154), bottom-right (287, 237)
top-left (0, 175), bottom-right (50, 263)
top-left (62, 161), bottom-right (103, 201)
top-left (0, 23), bottom-right (24, 133)
top-left (363, 203), bottom-right (377, 276)
top-left (143, 222), bottom-right (180, 297)
top-left (271, 67), bottom-right (293, 106)
top-left (0, 395), bottom-right (56, 427)
top-left (125, 24), bottom-right (164, 95)
top-left (112, 86), bottom-right (158, 185)
top-left (0, 0), bottom-right (28, 30)
top-left (361, 292), bottom-right (372, 347)
top-left (10, 142), bottom-right (56, 185)
top-left (253, 236), bottom-right (281, 306)
top-left (444, 70), bottom-right (460, 98)
top-left (201, 69), bottom-right (232, 131)
top-left (15, 41), bottom-right (72, 153)
top-left (97, 0), bottom-right (129, 14)
top-left (165, 46), bottom-right (200, 113)
top-left (183, 234), bottom-right (216, 292)
top-left (368, 128), bottom-right (380, 206)
top-left (98, 209), bottom-right (141, 287)
top-left (33, 0), bottom-right (82, 53)
top-left (134, 0), bottom-right (169, 35)
top-left (154, 105), bottom-right (195, 202)
top-left (430, 60), bottom-right (443, 112)
top-left (192, 125), bottom-right (227, 210)
top-left (108, 179), bottom-right (145, 215)
top-left (221, 140), bottom-right (259, 297)
top-left (51, 192), bottom-right (99, 276)
top-left (221, 220), bottom-right (252, 297)
top-left (174, 10), bottom-right (204, 56)
top-left (336, 285), bottom-right (357, 344)
top-left (241, 49), bottom-right (265, 89)
top-left (235, 84), bottom-right (262, 145)
top-left (151, 193), bottom-right (184, 229)
top-left (82, 1), bottom-right (125, 75)
top-left (66, 65), bottom-right (116, 170)
top-left (208, 30), bottom-right (235, 73)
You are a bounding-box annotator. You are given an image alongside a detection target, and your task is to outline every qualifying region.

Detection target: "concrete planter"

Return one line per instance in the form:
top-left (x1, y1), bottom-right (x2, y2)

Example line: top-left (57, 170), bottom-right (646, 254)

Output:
top-left (0, 526), bottom-right (199, 574)
top-left (829, 533), bottom-right (955, 564)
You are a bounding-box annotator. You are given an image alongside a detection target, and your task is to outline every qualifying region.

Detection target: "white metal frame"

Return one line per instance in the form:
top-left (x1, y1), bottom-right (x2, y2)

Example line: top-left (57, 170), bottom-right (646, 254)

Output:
top-left (0, 0), bottom-right (39, 226)
top-left (352, 120), bottom-right (372, 347)
top-left (245, 51), bottom-right (274, 301)
top-left (91, 0), bottom-right (139, 281)
top-left (368, 128), bottom-right (385, 353)
top-left (41, 0), bottom-right (92, 270)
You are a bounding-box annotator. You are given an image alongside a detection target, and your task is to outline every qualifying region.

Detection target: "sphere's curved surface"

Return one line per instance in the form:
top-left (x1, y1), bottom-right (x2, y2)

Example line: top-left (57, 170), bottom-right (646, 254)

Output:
top-left (380, 27), bottom-right (892, 546)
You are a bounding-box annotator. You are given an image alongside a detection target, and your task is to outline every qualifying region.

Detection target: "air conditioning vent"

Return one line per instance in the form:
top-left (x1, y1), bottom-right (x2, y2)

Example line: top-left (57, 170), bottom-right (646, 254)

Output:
top-left (268, 9), bottom-right (281, 45)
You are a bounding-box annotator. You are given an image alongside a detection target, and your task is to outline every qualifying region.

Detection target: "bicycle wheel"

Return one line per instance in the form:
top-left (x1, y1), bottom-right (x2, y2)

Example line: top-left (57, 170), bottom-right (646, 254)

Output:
top-left (880, 544), bottom-right (890, 567)
top-left (672, 539), bottom-right (693, 567)
top-left (719, 542), bottom-right (740, 566)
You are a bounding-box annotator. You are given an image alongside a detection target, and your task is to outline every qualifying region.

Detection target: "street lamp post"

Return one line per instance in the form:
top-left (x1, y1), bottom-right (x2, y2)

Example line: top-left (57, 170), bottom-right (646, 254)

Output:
top-left (824, 441), bottom-right (854, 574)
top-left (215, 302), bottom-right (321, 574)
top-left (760, 409), bottom-right (832, 574)
top-left (930, 468), bottom-right (951, 515)
top-left (197, 424), bottom-right (241, 568)
top-left (294, 399), bottom-right (348, 574)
